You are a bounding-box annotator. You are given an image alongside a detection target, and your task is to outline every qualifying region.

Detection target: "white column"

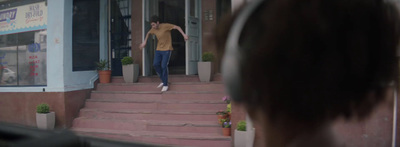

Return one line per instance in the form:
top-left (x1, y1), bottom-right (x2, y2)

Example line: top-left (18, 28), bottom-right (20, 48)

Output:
top-left (47, 0), bottom-right (66, 91)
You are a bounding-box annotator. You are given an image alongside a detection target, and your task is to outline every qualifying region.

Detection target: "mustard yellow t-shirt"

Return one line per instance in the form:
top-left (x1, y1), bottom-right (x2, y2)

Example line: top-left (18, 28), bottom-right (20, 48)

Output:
top-left (149, 23), bottom-right (175, 51)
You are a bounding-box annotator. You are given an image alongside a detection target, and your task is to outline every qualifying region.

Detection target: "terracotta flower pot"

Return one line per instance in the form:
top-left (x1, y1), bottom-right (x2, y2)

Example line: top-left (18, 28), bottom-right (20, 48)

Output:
top-left (98, 70), bottom-right (111, 83)
top-left (217, 114), bottom-right (228, 124)
top-left (222, 128), bottom-right (231, 136)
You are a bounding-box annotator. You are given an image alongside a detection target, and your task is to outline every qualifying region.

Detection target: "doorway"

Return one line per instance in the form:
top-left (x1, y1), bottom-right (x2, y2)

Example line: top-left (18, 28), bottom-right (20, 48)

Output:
top-left (143, 0), bottom-right (201, 76)
top-left (110, 0), bottom-right (131, 76)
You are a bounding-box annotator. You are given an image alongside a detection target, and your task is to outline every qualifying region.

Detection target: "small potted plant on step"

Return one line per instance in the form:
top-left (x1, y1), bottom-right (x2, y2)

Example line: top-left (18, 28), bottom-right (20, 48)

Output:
top-left (234, 120), bottom-right (256, 147)
top-left (221, 118), bottom-right (231, 136)
top-left (234, 120), bottom-right (247, 147)
top-left (197, 52), bottom-right (214, 82)
top-left (121, 56), bottom-right (139, 83)
top-left (36, 103), bottom-right (55, 130)
top-left (96, 59), bottom-right (111, 83)
top-left (222, 96), bottom-right (231, 120)
top-left (216, 110), bottom-right (228, 124)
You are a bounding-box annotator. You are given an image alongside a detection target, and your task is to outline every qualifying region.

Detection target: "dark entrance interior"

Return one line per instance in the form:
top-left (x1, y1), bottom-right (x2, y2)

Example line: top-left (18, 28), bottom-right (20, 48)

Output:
top-left (152, 0), bottom-right (186, 75)
top-left (110, 0), bottom-right (131, 76)
top-left (159, 0), bottom-right (186, 75)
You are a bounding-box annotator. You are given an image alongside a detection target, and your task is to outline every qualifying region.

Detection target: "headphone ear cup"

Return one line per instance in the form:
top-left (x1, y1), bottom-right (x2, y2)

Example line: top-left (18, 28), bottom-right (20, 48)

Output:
top-left (221, 0), bottom-right (264, 102)
top-left (222, 49), bottom-right (242, 102)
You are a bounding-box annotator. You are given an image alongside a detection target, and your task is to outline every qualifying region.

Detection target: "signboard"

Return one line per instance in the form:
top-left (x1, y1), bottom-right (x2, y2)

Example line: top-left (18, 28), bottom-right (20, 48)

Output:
top-left (0, 2), bottom-right (47, 35)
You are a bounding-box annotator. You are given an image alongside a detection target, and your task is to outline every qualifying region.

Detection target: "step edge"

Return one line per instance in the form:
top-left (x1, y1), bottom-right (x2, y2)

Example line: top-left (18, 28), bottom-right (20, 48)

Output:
top-left (80, 108), bottom-right (220, 115)
top-left (72, 128), bottom-right (231, 141)
top-left (98, 82), bottom-right (224, 86)
top-left (73, 117), bottom-right (220, 127)
top-left (92, 91), bottom-right (224, 94)
top-left (86, 99), bottom-right (225, 104)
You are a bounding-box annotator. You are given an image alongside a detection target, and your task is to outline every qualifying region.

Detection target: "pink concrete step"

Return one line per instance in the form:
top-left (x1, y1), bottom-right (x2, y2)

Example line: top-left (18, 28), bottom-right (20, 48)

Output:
top-left (96, 82), bottom-right (225, 92)
top-left (86, 98), bottom-right (224, 104)
top-left (84, 101), bottom-right (157, 110)
top-left (162, 92), bottom-right (226, 101)
top-left (90, 91), bottom-right (162, 100)
top-left (84, 99), bottom-right (227, 111)
top-left (90, 91), bottom-right (226, 101)
top-left (73, 118), bottom-right (221, 134)
top-left (112, 74), bottom-right (222, 83)
top-left (72, 128), bottom-right (231, 147)
top-left (79, 109), bottom-right (219, 122)
top-left (112, 75), bottom-right (200, 83)
top-left (158, 103), bottom-right (227, 111)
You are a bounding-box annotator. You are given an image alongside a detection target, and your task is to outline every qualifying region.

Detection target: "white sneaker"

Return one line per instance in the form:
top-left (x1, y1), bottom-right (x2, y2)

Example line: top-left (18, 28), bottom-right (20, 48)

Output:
top-left (161, 86), bottom-right (168, 92)
top-left (157, 83), bottom-right (163, 88)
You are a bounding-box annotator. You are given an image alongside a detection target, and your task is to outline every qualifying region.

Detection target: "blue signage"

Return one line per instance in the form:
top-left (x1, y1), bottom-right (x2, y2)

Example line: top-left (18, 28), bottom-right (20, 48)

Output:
top-left (0, 9), bottom-right (17, 22)
top-left (28, 43), bottom-right (40, 52)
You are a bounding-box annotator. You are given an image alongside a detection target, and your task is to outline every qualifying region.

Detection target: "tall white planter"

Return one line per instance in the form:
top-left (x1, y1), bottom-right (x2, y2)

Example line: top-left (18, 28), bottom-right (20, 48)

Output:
top-left (234, 129), bottom-right (247, 147)
top-left (246, 127), bottom-right (256, 147)
top-left (36, 112), bottom-right (55, 130)
top-left (122, 64), bottom-right (139, 83)
top-left (198, 62), bottom-right (213, 82)
top-left (234, 128), bottom-right (255, 147)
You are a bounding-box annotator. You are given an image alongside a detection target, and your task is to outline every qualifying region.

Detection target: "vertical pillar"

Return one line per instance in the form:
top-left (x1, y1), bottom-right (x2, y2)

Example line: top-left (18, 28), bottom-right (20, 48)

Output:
top-left (99, 0), bottom-right (108, 60)
top-left (47, 0), bottom-right (66, 90)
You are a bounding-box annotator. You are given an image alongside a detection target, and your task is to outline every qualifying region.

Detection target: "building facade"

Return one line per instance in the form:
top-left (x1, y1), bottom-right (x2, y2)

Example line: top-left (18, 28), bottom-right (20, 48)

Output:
top-left (0, 0), bottom-right (231, 128)
top-left (0, 0), bottom-right (399, 147)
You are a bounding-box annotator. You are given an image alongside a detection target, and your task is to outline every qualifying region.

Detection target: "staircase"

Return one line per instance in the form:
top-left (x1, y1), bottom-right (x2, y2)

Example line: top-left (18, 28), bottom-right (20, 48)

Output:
top-left (71, 75), bottom-right (231, 147)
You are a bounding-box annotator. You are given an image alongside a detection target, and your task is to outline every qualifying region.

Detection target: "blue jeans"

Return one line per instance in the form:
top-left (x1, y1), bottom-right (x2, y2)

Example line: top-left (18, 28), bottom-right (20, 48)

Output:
top-left (153, 50), bottom-right (171, 86)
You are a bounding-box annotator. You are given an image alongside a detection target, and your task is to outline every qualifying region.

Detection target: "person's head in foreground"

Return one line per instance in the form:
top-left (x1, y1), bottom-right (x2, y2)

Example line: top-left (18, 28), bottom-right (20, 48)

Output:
top-left (216, 0), bottom-right (400, 146)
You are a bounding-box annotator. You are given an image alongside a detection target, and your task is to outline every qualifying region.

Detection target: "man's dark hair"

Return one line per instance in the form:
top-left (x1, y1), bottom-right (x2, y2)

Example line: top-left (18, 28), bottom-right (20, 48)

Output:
top-left (151, 15), bottom-right (160, 23)
top-left (216, 0), bottom-right (400, 126)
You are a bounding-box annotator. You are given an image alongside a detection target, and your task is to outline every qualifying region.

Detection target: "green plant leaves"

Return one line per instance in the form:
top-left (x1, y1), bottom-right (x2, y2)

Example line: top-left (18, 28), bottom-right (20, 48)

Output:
top-left (36, 103), bottom-right (50, 113)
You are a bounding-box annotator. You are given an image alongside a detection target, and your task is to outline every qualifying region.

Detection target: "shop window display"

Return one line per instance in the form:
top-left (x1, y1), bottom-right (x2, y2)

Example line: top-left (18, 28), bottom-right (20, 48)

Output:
top-left (0, 1), bottom-right (47, 86)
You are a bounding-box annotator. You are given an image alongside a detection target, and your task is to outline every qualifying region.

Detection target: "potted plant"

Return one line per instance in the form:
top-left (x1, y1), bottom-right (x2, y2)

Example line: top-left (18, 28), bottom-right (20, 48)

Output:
top-left (197, 52), bottom-right (214, 82)
top-left (96, 59), bottom-right (111, 83)
top-left (226, 103), bottom-right (232, 120)
top-left (36, 103), bottom-right (55, 130)
top-left (234, 120), bottom-right (256, 147)
top-left (121, 56), bottom-right (139, 83)
top-left (222, 96), bottom-right (231, 120)
top-left (234, 120), bottom-right (247, 147)
top-left (221, 118), bottom-right (231, 136)
top-left (216, 110), bottom-right (228, 124)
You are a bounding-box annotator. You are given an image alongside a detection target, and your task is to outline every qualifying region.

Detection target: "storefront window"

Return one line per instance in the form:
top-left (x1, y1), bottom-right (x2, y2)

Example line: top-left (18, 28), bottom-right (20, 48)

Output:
top-left (0, 1), bottom-right (47, 86)
top-left (72, 0), bottom-right (99, 71)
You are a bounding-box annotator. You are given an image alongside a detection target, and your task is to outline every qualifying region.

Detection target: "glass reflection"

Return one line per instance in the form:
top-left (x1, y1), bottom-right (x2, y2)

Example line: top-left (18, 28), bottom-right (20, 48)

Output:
top-left (0, 30), bottom-right (46, 86)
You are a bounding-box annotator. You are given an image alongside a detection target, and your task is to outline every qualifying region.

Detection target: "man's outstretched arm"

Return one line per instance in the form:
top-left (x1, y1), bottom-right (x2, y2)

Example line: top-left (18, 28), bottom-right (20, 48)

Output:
top-left (173, 25), bottom-right (189, 41)
top-left (139, 32), bottom-right (151, 50)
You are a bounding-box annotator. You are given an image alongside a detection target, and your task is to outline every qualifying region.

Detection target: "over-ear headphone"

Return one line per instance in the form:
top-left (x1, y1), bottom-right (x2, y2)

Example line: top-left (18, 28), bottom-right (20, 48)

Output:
top-left (222, 0), bottom-right (265, 102)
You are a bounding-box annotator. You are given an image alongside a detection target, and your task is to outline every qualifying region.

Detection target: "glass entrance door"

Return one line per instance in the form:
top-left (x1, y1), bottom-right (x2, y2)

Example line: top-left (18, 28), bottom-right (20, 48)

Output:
top-left (185, 0), bottom-right (201, 75)
top-left (110, 0), bottom-right (131, 76)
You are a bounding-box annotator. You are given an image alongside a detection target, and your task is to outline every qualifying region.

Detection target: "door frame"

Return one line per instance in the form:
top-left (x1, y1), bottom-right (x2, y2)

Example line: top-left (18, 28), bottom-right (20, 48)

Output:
top-left (141, 0), bottom-right (202, 76)
top-left (185, 0), bottom-right (202, 75)
top-left (108, 0), bottom-right (132, 76)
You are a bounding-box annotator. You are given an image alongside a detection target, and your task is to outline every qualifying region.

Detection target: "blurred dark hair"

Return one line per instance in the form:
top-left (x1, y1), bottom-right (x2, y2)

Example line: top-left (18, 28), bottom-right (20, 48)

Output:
top-left (216, 0), bottom-right (400, 125)
top-left (151, 15), bottom-right (160, 23)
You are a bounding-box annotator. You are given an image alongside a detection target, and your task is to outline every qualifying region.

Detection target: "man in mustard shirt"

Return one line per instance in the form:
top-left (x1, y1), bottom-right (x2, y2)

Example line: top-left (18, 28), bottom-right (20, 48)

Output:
top-left (139, 15), bottom-right (188, 92)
